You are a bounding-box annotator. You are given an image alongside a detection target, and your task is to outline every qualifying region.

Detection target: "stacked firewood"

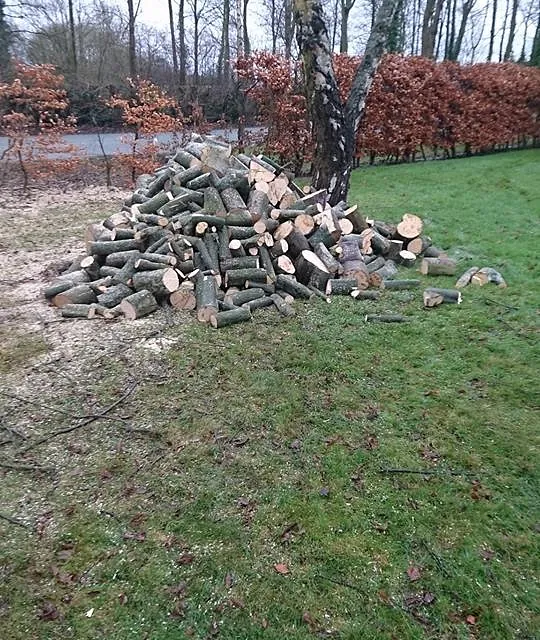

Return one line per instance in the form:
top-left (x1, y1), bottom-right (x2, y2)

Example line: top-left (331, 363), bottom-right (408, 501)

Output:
top-left (43, 135), bottom-right (459, 328)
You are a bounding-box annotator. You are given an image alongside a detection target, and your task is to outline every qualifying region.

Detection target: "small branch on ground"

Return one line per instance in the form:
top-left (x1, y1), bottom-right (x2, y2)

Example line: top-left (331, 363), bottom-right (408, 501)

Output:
top-left (0, 512), bottom-right (31, 529)
top-left (17, 382), bottom-right (138, 454)
top-left (379, 468), bottom-right (479, 477)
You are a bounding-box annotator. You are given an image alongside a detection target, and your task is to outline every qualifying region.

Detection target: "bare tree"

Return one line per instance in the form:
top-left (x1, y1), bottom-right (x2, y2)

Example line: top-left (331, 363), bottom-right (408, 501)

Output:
top-left (488, 0), bottom-right (497, 60)
top-left (503, 0), bottom-right (519, 60)
top-left (421, 0), bottom-right (445, 58)
top-left (243, 0), bottom-right (250, 55)
top-left (168, 0), bottom-right (178, 75)
top-left (67, 0), bottom-right (77, 76)
top-left (340, 0), bottom-right (357, 53)
top-left (448, 0), bottom-right (476, 60)
top-left (217, 0), bottom-right (230, 82)
top-left (178, 0), bottom-right (187, 86)
top-left (294, 0), bottom-right (401, 204)
top-left (0, 0), bottom-right (12, 80)
top-left (126, 0), bottom-right (137, 77)
top-left (499, 0), bottom-right (511, 61)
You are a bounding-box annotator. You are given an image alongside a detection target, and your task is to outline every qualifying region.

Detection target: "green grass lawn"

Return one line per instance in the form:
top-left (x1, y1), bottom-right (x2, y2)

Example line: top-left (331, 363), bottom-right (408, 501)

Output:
top-left (1, 150), bottom-right (539, 639)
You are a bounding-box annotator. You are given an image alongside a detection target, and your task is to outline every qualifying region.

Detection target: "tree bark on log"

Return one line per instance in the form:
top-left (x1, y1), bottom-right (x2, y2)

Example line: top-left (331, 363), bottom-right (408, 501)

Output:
top-left (365, 314), bottom-right (409, 323)
top-left (326, 279), bottom-right (357, 295)
top-left (350, 290), bottom-right (380, 300)
top-left (88, 239), bottom-right (142, 256)
top-left (196, 274), bottom-right (219, 322)
top-left (383, 279), bottom-right (421, 290)
top-left (424, 287), bottom-right (462, 304)
top-left (61, 304), bottom-right (93, 318)
top-left (170, 283), bottom-right (197, 310)
top-left (455, 267), bottom-right (479, 288)
top-left (225, 268), bottom-right (268, 288)
top-left (276, 274), bottom-right (313, 299)
top-left (270, 293), bottom-right (296, 316)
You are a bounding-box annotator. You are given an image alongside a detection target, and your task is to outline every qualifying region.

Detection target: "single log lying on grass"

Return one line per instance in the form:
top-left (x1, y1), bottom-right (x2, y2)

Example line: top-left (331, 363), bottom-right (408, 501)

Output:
top-left (472, 267), bottom-right (507, 288)
top-left (210, 307), bottom-right (252, 328)
top-left (120, 290), bottom-right (159, 319)
top-left (420, 257), bottom-right (457, 276)
top-left (455, 267), bottom-right (480, 288)
top-left (350, 290), bottom-right (380, 300)
top-left (424, 288), bottom-right (462, 306)
top-left (326, 279), bottom-right (357, 296)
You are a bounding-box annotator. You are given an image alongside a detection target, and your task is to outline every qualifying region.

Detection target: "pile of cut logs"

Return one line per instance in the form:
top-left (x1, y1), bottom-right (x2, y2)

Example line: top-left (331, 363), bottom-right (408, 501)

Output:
top-left (43, 135), bottom-right (472, 327)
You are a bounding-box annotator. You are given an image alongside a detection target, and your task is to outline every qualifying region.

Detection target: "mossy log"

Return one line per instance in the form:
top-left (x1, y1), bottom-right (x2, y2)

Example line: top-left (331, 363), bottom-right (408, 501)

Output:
top-left (372, 260), bottom-right (399, 280)
top-left (242, 296), bottom-right (275, 312)
top-left (397, 250), bottom-right (417, 267)
top-left (220, 256), bottom-right (259, 271)
top-left (259, 246), bottom-right (276, 282)
top-left (203, 186), bottom-right (226, 215)
top-left (247, 189), bottom-right (270, 222)
top-left (229, 288), bottom-right (266, 306)
top-left (187, 172), bottom-right (212, 190)
top-left (120, 290), bottom-right (159, 319)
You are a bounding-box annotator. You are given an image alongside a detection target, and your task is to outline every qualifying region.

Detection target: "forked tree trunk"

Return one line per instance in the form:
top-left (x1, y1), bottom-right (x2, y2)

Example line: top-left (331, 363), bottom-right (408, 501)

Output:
top-left (294, 0), bottom-right (400, 205)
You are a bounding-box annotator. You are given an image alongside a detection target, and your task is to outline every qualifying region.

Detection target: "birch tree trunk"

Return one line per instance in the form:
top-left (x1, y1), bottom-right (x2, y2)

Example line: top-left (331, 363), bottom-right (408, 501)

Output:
top-left (294, 0), bottom-right (400, 205)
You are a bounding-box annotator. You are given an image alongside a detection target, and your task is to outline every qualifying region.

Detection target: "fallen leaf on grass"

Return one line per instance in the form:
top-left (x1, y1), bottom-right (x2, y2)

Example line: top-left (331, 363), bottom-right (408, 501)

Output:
top-left (123, 530), bottom-right (146, 542)
top-left (177, 552), bottom-right (195, 565)
top-left (363, 433), bottom-right (379, 450)
top-left (470, 480), bottom-right (491, 500)
top-left (280, 522), bottom-right (305, 544)
top-left (479, 548), bottom-right (495, 561)
top-left (407, 565), bottom-right (422, 581)
top-left (274, 563), bottom-right (289, 575)
top-left (38, 601), bottom-right (61, 621)
top-left (466, 614), bottom-right (477, 625)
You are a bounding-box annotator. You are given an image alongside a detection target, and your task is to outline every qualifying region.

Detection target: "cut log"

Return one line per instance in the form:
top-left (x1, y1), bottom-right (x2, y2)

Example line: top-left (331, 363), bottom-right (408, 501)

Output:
top-left (275, 274), bottom-right (313, 299)
top-left (111, 228), bottom-right (136, 241)
top-left (242, 296), bottom-right (275, 312)
top-left (56, 269), bottom-right (90, 285)
top-left (97, 283), bottom-right (133, 308)
top-left (113, 256), bottom-right (139, 285)
top-left (224, 209), bottom-right (254, 226)
top-left (407, 236), bottom-right (432, 255)
top-left (228, 239), bottom-right (246, 257)
top-left (196, 274), bottom-right (218, 322)
top-left (294, 214), bottom-right (316, 236)
top-left (308, 225), bottom-right (338, 249)
top-left (314, 242), bottom-right (341, 275)
top-left (187, 172), bottom-right (212, 190)
top-left (423, 290), bottom-right (444, 307)
top-left (269, 239), bottom-right (289, 259)
top-left (203, 186), bottom-right (226, 215)
top-left (105, 250), bottom-right (141, 268)
top-left (172, 164), bottom-right (203, 187)
top-left (424, 287), bottom-right (462, 304)
top-left (61, 304), bottom-right (93, 318)
top-left (220, 256), bottom-right (259, 271)
top-left (173, 149), bottom-right (201, 168)
top-left (368, 272), bottom-right (384, 289)
top-left (370, 231), bottom-right (391, 255)
top-left (120, 290), bottom-right (159, 319)
top-left (343, 205), bottom-right (368, 233)
top-left (289, 189), bottom-right (327, 210)
top-left (420, 257), bottom-right (457, 276)
top-left (52, 284), bottom-right (96, 308)
top-left (455, 267), bottom-right (480, 288)
top-left (423, 245), bottom-right (444, 258)
top-left (99, 266), bottom-right (122, 279)
top-left (382, 279), bottom-right (421, 290)
top-left (338, 218), bottom-right (354, 235)
top-left (270, 293), bottom-right (296, 317)
top-left (387, 239), bottom-right (403, 261)
top-left (80, 255), bottom-right (101, 280)
top-left (249, 158), bottom-right (275, 184)
top-left (366, 256), bottom-right (386, 273)
top-left (295, 250), bottom-right (330, 290)
top-left (326, 279), bottom-right (357, 296)
top-left (259, 246), bottom-right (277, 282)
top-left (247, 188), bottom-right (270, 222)
top-left (225, 268), bottom-right (268, 288)
top-left (373, 220), bottom-right (396, 238)
top-left (44, 280), bottom-right (76, 299)
top-left (221, 187), bottom-right (247, 211)
top-left (210, 307), bottom-right (252, 329)
top-left (88, 239), bottom-right (141, 256)
top-left (476, 267), bottom-right (507, 288)
top-left (274, 255), bottom-right (296, 275)
top-left (372, 260), bottom-right (399, 280)
top-left (350, 290), bottom-right (380, 300)
top-left (229, 288), bottom-right (265, 306)
top-left (267, 175), bottom-right (290, 206)
top-left (138, 191), bottom-right (172, 215)
top-left (228, 226), bottom-right (257, 240)
top-left (170, 283), bottom-right (197, 310)
top-left (103, 212), bottom-right (130, 230)
top-left (132, 268), bottom-right (180, 298)
top-left (396, 214), bottom-right (423, 240)
top-left (397, 250), bottom-right (417, 267)
top-left (139, 252), bottom-right (177, 266)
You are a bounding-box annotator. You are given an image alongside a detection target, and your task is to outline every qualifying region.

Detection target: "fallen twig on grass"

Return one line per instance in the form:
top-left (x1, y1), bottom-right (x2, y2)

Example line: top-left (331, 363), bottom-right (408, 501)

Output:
top-left (0, 512), bottom-right (30, 529)
top-left (0, 459), bottom-right (55, 472)
top-left (17, 382), bottom-right (138, 453)
top-left (483, 297), bottom-right (518, 311)
top-left (379, 468), bottom-right (478, 477)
